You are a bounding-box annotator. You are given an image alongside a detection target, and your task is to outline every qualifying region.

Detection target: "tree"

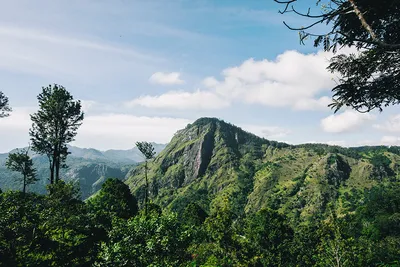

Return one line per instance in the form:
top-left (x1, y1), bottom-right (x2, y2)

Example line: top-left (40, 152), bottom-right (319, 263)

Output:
top-left (182, 203), bottom-right (208, 227)
top-left (30, 84), bottom-right (84, 184)
top-left (87, 178), bottom-right (138, 231)
top-left (0, 91), bottom-right (11, 118)
top-left (0, 191), bottom-right (47, 266)
top-left (97, 212), bottom-right (191, 266)
top-left (41, 181), bottom-right (100, 266)
top-left (5, 146), bottom-right (37, 195)
top-left (314, 212), bottom-right (365, 267)
top-left (135, 141), bottom-right (156, 215)
top-left (243, 208), bottom-right (294, 266)
top-left (275, 0), bottom-right (400, 113)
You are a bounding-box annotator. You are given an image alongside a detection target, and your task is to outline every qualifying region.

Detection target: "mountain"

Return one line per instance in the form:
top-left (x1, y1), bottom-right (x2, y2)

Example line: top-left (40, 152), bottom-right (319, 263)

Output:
top-left (125, 117), bottom-right (400, 223)
top-left (67, 143), bottom-right (166, 164)
top-left (102, 143), bottom-right (166, 163)
top-left (0, 143), bottom-right (166, 199)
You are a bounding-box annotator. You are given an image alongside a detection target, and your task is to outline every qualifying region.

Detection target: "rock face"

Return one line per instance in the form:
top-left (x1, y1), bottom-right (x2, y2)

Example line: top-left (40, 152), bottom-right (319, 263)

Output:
top-left (325, 154), bottom-right (351, 187)
top-left (125, 117), bottom-right (400, 222)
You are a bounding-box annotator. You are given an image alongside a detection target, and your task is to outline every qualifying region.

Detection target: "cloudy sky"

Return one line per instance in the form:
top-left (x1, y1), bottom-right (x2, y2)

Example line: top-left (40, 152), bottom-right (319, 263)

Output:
top-left (1, 0), bottom-right (399, 152)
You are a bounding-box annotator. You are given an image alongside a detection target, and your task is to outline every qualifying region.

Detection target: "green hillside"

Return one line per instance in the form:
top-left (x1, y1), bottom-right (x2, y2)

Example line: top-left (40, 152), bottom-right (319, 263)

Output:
top-left (126, 117), bottom-right (400, 224)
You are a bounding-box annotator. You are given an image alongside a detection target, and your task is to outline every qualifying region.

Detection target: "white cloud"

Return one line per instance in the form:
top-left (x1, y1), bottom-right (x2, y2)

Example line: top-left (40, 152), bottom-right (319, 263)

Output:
top-left (203, 76), bottom-right (219, 88)
top-left (293, 96), bottom-right (332, 111)
top-left (204, 50), bottom-right (337, 110)
top-left (73, 114), bottom-right (190, 149)
top-left (149, 72), bottom-right (185, 85)
top-left (0, 107), bottom-right (191, 152)
top-left (380, 136), bottom-right (400, 146)
top-left (241, 124), bottom-right (291, 139)
top-left (355, 140), bottom-right (378, 146)
top-left (125, 90), bottom-right (230, 110)
top-left (373, 114), bottom-right (400, 133)
top-left (0, 107), bottom-right (36, 152)
top-left (321, 110), bottom-right (376, 133)
top-left (131, 50), bottom-right (341, 111)
top-left (80, 100), bottom-right (97, 113)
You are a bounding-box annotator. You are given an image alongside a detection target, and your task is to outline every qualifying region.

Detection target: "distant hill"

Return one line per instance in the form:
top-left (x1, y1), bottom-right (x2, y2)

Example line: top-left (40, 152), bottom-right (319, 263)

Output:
top-left (0, 143), bottom-right (166, 199)
top-left (126, 117), bottom-right (400, 224)
top-left (102, 143), bottom-right (167, 163)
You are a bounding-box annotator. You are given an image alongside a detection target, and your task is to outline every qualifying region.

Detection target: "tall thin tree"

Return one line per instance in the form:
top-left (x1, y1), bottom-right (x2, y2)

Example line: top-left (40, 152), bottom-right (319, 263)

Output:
top-left (6, 145), bottom-right (37, 195)
top-left (136, 141), bottom-right (156, 215)
top-left (30, 84), bottom-right (84, 184)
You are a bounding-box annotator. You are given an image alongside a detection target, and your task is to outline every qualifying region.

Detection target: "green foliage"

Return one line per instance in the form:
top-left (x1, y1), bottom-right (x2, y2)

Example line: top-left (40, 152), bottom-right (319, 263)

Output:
top-left (0, 183), bottom-right (100, 266)
top-left (41, 181), bottom-right (100, 266)
top-left (0, 191), bottom-right (46, 266)
top-left (314, 212), bottom-right (366, 267)
top-left (242, 208), bottom-right (294, 266)
top-left (191, 199), bottom-right (241, 266)
top-left (5, 148), bottom-right (37, 194)
top-left (88, 178), bottom-right (138, 221)
top-left (0, 91), bottom-right (11, 118)
top-left (356, 183), bottom-right (400, 263)
top-left (369, 153), bottom-right (395, 180)
top-left (136, 141), bottom-right (156, 160)
top-left (96, 212), bottom-right (191, 266)
top-left (182, 202), bottom-right (208, 227)
top-left (30, 84), bottom-right (84, 184)
top-left (0, 178), bottom-right (398, 266)
top-left (205, 200), bottom-right (235, 250)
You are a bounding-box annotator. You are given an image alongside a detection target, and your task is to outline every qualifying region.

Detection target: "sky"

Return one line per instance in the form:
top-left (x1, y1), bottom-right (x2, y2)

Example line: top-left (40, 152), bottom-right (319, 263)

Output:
top-left (1, 0), bottom-right (400, 152)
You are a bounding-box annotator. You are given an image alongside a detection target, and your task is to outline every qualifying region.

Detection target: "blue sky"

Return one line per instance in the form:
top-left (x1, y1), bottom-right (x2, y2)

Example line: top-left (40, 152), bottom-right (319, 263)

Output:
top-left (1, 0), bottom-right (400, 152)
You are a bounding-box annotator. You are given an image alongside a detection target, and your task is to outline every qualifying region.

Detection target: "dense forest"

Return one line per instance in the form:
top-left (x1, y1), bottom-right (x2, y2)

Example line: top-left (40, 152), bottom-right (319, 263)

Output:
top-left (0, 174), bottom-right (399, 266)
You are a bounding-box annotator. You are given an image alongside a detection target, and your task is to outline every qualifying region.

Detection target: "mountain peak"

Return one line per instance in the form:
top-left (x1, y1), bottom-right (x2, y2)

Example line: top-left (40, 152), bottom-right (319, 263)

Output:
top-left (190, 117), bottom-right (223, 127)
top-left (126, 118), bottom-right (285, 204)
top-left (184, 117), bottom-right (288, 149)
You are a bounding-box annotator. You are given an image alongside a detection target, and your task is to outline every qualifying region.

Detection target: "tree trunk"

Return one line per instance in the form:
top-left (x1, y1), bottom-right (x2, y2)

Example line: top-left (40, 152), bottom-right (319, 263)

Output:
top-left (144, 160), bottom-right (148, 216)
top-left (53, 145), bottom-right (59, 184)
top-left (23, 174), bottom-right (26, 196)
top-left (55, 157), bottom-right (60, 183)
top-left (50, 158), bottom-right (55, 185)
top-left (55, 143), bottom-right (62, 183)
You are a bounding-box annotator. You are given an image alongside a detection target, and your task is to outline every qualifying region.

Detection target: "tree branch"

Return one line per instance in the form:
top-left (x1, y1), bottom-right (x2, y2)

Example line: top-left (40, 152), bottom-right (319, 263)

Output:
top-left (348, 0), bottom-right (376, 40)
top-left (275, 0), bottom-right (400, 51)
top-left (348, 0), bottom-right (400, 50)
